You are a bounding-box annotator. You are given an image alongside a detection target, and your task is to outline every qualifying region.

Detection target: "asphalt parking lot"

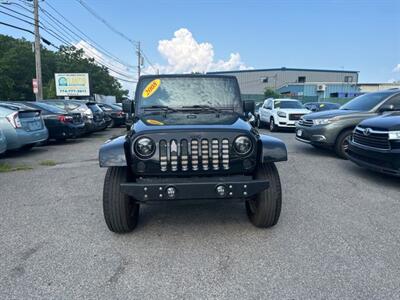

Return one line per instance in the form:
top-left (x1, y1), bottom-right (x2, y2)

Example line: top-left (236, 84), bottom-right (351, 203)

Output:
top-left (0, 128), bottom-right (399, 299)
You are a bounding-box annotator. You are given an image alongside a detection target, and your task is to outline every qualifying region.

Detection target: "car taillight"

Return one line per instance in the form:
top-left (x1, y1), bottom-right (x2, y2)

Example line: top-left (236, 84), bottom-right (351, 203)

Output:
top-left (58, 115), bottom-right (73, 123)
top-left (6, 112), bottom-right (22, 128)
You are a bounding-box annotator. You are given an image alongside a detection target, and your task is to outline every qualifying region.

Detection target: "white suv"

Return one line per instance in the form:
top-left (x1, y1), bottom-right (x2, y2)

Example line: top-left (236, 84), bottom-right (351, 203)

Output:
top-left (258, 98), bottom-right (310, 131)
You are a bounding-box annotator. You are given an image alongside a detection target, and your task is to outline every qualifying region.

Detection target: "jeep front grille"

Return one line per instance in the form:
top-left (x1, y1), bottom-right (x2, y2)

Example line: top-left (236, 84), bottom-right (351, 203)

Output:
top-left (159, 138), bottom-right (230, 172)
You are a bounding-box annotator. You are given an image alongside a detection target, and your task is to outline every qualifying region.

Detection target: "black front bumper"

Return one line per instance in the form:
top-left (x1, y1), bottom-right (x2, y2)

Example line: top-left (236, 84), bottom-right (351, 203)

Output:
top-left (347, 141), bottom-right (400, 177)
top-left (120, 176), bottom-right (269, 202)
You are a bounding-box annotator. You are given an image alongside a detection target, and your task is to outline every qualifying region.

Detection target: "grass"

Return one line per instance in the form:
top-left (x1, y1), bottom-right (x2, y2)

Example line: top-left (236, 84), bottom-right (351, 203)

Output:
top-left (39, 160), bottom-right (57, 166)
top-left (0, 162), bottom-right (33, 173)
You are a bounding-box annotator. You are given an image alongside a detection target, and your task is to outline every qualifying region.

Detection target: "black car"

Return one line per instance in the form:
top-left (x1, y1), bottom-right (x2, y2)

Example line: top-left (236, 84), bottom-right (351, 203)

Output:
top-left (99, 74), bottom-right (288, 233)
top-left (42, 100), bottom-right (97, 133)
top-left (347, 113), bottom-right (400, 176)
top-left (296, 89), bottom-right (400, 158)
top-left (98, 103), bottom-right (126, 128)
top-left (23, 101), bottom-right (85, 141)
top-left (83, 102), bottom-right (107, 131)
top-left (304, 102), bottom-right (340, 112)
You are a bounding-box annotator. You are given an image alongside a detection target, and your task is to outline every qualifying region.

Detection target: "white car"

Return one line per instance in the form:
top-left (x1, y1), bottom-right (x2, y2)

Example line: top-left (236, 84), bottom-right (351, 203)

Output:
top-left (258, 98), bottom-right (310, 131)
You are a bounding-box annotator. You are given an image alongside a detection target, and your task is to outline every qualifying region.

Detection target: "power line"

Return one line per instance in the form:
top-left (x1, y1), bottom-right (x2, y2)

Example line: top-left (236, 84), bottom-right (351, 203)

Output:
top-left (73, 0), bottom-right (137, 46)
top-left (1, 3), bottom-right (137, 80)
top-left (1, 2), bottom-right (138, 83)
top-left (43, 1), bottom-right (137, 69)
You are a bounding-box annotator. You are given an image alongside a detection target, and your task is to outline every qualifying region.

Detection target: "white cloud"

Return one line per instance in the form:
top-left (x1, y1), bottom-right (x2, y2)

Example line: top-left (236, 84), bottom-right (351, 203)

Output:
top-left (146, 28), bottom-right (251, 74)
top-left (393, 64), bottom-right (400, 72)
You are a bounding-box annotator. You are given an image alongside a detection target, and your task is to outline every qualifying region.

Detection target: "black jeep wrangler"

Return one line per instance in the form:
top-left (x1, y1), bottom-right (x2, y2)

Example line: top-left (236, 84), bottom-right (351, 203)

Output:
top-left (99, 74), bottom-right (287, 233)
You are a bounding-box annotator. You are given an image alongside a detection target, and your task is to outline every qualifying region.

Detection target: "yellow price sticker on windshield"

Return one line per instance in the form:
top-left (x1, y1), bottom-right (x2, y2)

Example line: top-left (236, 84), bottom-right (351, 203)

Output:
top-left (146, 119), bottom-right (164, 126)
top-left (320, 103), bottom-right (325, 108)
top-left (142, 79), bottom-right (161, 98)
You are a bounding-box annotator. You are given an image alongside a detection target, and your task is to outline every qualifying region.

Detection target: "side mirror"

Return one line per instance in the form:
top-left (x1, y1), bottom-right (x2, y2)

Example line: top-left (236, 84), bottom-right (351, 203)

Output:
top-left (379, 104), bottom-right (395, 113)
top-left (243, 101), bottom-right (255, 114)
top-left (122, 99), bottom-right (134, 113)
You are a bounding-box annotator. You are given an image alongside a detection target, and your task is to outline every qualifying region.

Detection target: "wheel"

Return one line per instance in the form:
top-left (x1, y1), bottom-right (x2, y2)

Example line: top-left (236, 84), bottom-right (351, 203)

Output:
top-left (334, 129), bottom-right (353, 159)
top-left (107, 119), bottom-right (115, 128)
top-left (103, 167), bottom-right (139, 233)
top-left (245, 163), bottom-right (282, 228)
top-left (255, 117), bottom-right (261, 128)
top-left (269, 118), bottom-right (278, 132)
top-left (21, 143), bottom-right (36, 150)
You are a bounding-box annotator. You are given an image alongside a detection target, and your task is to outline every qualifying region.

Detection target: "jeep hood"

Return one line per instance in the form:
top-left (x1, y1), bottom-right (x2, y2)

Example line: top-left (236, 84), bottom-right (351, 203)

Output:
top-left (132, 114), bottom-right (252, 133)
top-left (304, 109), bottom-right (370, 120)
top-left (359, 113), bottom-right (400, 131)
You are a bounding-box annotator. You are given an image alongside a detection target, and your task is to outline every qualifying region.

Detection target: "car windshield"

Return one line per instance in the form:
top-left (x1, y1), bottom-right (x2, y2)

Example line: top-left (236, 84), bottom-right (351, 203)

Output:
top-left (136, 76), bottom-right (242, 113)
top-left (274, 100), bottom-right (303, 109)
top-left (340, 92), bottom-right (391, 111)
top-left (30, 102), bottom-right (65, 114)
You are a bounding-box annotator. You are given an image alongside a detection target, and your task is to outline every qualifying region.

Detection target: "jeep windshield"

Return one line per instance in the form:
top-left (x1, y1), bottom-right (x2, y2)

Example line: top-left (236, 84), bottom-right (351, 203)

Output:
top-left (340, 92), bottom-right (391, 111)
top-left (136, 76), bottom-right (242, 114)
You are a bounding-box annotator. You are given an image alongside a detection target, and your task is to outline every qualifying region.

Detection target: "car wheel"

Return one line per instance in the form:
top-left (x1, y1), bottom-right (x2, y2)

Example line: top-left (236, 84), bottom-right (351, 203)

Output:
top-left (269, 118), bottom-right (277, 132)
top-left (245, 163), bottom-right (282, 228)
top-left (107, 119), bottom-right (115, 128)
top-left (20, 143), bottom-right (36, 151)
top-left (103, 167), bottom-right (139, 233)
top-left (256, 117), bottom-right (261, 128)
top-left (334, 129), bottom-right (353, 159)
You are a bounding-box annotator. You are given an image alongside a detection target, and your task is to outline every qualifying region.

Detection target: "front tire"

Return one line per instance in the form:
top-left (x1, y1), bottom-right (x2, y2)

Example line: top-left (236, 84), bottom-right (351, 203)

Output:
top-left (103, 167), bottom-right (139, 233)
top-left (107, 119), bottom-right (115, 128)
top-left (246, 163), bottom-right (282, 228)
top-left (334, 130), bottom-right (353, 159)
top-left (269, 118), bottom-right (278, 132)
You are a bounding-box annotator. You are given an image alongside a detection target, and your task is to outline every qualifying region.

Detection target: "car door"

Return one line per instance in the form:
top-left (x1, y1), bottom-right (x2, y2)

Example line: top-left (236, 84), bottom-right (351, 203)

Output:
top-left (259, 100), bottom-right (268, 122)
top-left (265, 99), bottom-right (273, 121)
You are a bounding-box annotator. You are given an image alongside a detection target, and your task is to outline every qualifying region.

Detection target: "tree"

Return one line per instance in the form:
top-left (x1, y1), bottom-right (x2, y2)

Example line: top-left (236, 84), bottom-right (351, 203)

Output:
top-left (264, 88), bottom-right (281, 99)
top-left (0, 35), bottom-right (128, 100)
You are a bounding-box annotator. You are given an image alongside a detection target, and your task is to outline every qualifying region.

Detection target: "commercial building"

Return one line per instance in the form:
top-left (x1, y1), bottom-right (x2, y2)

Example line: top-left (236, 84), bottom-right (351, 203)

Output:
top-left (208, 67), bottom-right (359, 101)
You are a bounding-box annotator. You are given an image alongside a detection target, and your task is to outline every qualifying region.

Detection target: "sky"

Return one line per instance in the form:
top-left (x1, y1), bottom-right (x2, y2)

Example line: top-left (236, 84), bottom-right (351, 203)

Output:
top-left (1, 0), bottom-right (399, 94)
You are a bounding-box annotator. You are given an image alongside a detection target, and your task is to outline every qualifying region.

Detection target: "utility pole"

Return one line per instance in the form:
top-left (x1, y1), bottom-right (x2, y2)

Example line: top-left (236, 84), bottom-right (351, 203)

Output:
top-left (33, 0), bottom-right (43, 100)
top-left (137, 41), bottom-right (141, 79)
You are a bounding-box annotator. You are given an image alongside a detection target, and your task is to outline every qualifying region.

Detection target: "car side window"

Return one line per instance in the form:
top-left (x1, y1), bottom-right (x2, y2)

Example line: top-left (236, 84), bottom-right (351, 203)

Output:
top-left (384, 95), bottom-right (400, 109)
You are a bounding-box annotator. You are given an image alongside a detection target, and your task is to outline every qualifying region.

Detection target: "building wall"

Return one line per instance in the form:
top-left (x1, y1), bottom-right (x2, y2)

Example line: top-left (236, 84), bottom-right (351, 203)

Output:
top-left (277, 83), bottom-right (360, 100)
top-left (208, 68), bottom-right (359, 95)
top-left (357, 83), bottom-right (400, 93)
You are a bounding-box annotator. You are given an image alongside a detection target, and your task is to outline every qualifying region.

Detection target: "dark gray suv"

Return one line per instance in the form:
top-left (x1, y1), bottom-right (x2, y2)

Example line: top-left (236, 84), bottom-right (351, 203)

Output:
top-left (295, 89), bottom-right (400, 158)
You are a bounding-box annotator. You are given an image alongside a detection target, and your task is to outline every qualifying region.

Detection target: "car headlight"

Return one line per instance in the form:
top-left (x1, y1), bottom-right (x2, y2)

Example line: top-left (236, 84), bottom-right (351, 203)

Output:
top-left (313, 118), bottom-right (331, 125)
top-left (389, 131), bottom-right (400, 140)
top-left (134, 137), bottom-right (155, 158)
top-left (277, 111), bottom-right (286, 118)
top-left (233, 136), bottom-right (252, 155)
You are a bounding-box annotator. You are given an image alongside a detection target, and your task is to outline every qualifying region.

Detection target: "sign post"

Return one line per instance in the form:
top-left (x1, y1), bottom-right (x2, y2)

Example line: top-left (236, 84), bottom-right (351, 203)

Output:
top-left (55, 73), bottom-right (90, 97)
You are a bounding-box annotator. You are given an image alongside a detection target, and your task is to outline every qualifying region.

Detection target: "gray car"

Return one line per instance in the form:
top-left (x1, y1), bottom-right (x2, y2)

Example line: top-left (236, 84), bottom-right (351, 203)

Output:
top-left (0, 127), bottom-right (6, 154)
top-left (0, 104), bottom-right (49, 150)
top-left (295, 89), bottom-right (400, 158)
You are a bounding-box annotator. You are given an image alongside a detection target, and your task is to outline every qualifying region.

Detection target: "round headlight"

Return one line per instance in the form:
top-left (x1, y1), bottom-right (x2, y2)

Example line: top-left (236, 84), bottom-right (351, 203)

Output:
top-left (134, 137), bottom-right (155, 158)
top-left (233, 136), bottom-right (252, 155)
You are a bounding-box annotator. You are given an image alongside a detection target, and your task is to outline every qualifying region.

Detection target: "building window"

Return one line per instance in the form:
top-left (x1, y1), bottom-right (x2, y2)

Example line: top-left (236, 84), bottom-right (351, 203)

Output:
top-left (262, 77), bottom-right (268, 83)
top-left (344, 76), bottom-right (353, 83)
top-left (298, 76), bottom-right (306, 83)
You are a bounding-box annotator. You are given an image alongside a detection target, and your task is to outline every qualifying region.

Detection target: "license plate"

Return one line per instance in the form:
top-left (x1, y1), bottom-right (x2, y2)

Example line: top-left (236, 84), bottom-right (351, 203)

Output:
top-left (296, 129), bottom-right (303, 137)
top-left (29, 121), bottom-right (41, 131)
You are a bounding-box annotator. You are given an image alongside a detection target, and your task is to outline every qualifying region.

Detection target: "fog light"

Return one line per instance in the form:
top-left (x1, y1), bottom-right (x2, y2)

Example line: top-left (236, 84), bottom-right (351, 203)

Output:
top-left (216, 185), bottom-right (226, 197)
top-left (166, 186), bottom-right (176, 199)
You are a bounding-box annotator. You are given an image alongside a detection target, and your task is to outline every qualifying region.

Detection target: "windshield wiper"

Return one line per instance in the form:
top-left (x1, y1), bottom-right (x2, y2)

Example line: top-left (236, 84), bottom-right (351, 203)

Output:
top-left (142, 105), bottom-right (177, 113)
top-left (181, 105), bottom-right (223, 113)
